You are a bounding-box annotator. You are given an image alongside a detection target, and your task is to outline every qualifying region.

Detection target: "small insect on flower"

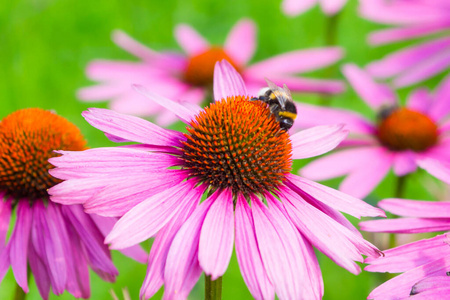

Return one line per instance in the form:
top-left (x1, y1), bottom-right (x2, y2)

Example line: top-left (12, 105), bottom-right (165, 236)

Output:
top-left (251, 79), bottom-right (297, 131)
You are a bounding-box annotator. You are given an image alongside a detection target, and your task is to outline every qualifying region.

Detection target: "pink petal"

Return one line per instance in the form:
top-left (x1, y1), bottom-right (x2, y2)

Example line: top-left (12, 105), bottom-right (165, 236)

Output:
top-left (365, 234), bottom-right (450, 273)
top-left (252, 196), bottom-right (316, 299)
top-left (140, 185), bottom-right (203, 299)
top-left (235, 195), bottom-right (274, 300)
top-left (281, 0), bottom-right (316, 16)
top-left (393, 47), bottom-right (450, 88)
top-left (368, 22), bottom-right (450, 45)
top-left (367, 256), bottom-right (450, 300)
top-left (286, 173), bottom-right (385, 218)
top-left (174, 24), bottom-right (209, 56)
top-left (418, 158), bottom-right (450, 184)
top-left (319, 0), bottom-right (347, 15)
top-left (378, 198), bottom-right (450, 219)
top-left (0, 199), bottom-right (11, 250)
top-left (65, 236), bottom-right (90, 298)
top-left (246, 47), bottom-right (343, 75)
top-left (10, 201), bottom-right (32, 292)
top-left (199, 189), bottom-right (234, 280)
top-left (213, 60), bottom-right (248, 101)
top-left (112, 30), bottom-right (160, 61)
top-left (339, 147), bottom-right (394, 199)
top-left (164, 195), bottom-right (217, 298)
top-left (392, 151), bottom-right (417, 176)
top-left (342, 64), bottom-right (397, 110)
top-left (225, 19), bottom-right (256, 65)
top-left (290, 124), bottom-right (348, 159)
top-left (300, 146), bottom-right (383, 181)
top-left (293, 103), bottom-right (376, 134)
top-left (429, 74), bottom-right (450, 121)
top-left (366, 37), bottom-right (450, 79)
top-left (411, 276), bottom-right (450, 295)
top-left (82, 108), bottom-right (184, 146)
top-left (406, 88), bottom-right (433, 114)
top-left (28, 243), bottom-right (51, 299)
top-left (281, 187), bottom-right (380, 274)
top-left (360, 218), bottom-right (450, 234)
top-left (0, 243), bottom-right (10, 284)
top-left (106, 180), bottom-right (200, 249)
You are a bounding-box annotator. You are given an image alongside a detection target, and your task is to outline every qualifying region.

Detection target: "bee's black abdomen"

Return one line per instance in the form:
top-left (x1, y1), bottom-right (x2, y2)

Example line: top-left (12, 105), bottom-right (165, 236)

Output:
top-left (279, 118), bottom-right (294, 131)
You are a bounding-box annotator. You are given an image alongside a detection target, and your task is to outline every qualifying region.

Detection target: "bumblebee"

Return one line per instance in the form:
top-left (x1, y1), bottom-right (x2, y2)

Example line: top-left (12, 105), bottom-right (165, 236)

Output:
top-left (251, 79), bottom-right (297, 131)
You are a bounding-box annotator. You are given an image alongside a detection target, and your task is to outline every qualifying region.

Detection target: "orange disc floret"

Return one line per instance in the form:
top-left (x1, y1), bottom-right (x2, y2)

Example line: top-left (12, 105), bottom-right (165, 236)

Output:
top-left (377, 107), bottom-right (438, 152)
top-left (181, 96), bottom-right (292, 196)
top-left (184, 47), bottom-right (241, 87)
top-left (0, 108), bottom-right (87, 200)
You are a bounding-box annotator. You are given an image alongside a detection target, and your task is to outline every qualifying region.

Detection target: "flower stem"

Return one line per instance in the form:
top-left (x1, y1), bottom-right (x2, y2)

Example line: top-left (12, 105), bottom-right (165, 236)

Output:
top-left (205, 275), bottom-right (222, 300)
top-left (13, 283), bottom-right (26, 300)
top-left (388, 176), bottom-right (407, 249)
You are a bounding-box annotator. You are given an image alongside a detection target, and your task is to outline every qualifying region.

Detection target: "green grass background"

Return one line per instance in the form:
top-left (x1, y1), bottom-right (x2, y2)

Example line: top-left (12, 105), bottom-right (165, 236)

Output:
top-left (1, 0), bottom-right (447, 299)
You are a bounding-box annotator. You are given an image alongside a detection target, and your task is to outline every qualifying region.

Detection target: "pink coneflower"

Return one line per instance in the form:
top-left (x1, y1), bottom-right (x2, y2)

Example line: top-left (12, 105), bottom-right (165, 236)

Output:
top-left (297, 64), bottom-right (450, 199)
top-left (360, 0), bottom-right (450, 88)
top-left (50, 61), bottom-right (383, 299)
top-left (0, 108), bottom-right (146, 299)
top-left (78, 18), bottom-right (345, 126)
top-left (360, 198), bottom-right (450, 299)
top-left (282, 0), bottom-right (347, 16)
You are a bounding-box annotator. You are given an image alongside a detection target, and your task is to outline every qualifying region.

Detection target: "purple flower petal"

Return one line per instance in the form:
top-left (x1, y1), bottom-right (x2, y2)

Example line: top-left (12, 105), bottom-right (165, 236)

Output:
top-left (418, 158), bottom-right (450, 184)
top-left (411, 276), bottom-right (450, 295)
top-left (281, 0), bottom-right (316, 16)
top-left (343, 64), bottom-right (397, 110)
top-left (0, 199), bottom-right (11, 251)
top-left (235, 195), bottom-right (274, 300)
top-left (286, 174), bottom-right (385, 218)
top-left (406, 88), bottom-right (432, 114)
top-left (10, 201), bottom-right (32, 292)
top-left (28, 242), bottom-right (51, 299)
top-left (365, 234), bottom-right (450, 273)
top-left (378, 198), bottom-right (450, 218)
top-left (82, 108), bottom-right (184, 146)
top-left (360, 218), bottom-right (450, 234)
top-left (106, 180), bottom-right (200, 249)
top-left (290, 124), bottom-right (348, 159)
top-left (112, 30), bottom-right (160, 61)
top-left (319, 0), bottom-right (347, 15)
top-left (199, 189), bottom-right (234, 280)
top-left (392, 151), bottom-right (417, 176)
top-left (429, 74), bottom-right (450, 121)
top-left (246, 47), bottom-right (343, 75)
top-left (133, 84), bottom-right (199, 124)
top-left (225, 19), bottom-right (256, 65)
top-left (174, 24), bottom-right (209, 56)
top-left (213, 60), bottom-right (248, 101)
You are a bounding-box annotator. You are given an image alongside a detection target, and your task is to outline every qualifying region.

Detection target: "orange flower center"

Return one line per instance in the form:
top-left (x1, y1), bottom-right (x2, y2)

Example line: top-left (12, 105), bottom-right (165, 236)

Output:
top-left (183, 47), bottom-right (241, 87)
top-left (181, 96), bottom-right (292, 195)
top-left (377, 107), bottom-right (438, 151)
top-left (0, 108), bottom-right (87, 200)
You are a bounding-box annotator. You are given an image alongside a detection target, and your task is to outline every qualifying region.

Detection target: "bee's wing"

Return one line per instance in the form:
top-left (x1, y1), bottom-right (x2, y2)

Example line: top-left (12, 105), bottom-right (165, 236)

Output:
top-left (283, 84), bottom-right (292, 100)
top-left (265, 78), bottom-right (280, 91)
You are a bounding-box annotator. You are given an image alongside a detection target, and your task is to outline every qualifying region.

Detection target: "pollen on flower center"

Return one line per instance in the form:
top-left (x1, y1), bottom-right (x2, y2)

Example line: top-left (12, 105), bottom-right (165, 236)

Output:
top-left (377, 107), bottom-right (438, 151)
top-left (184, 47), bottom-right (241, 87)
top-left (181, 96), bottom-right (292, 195)
top-left (0, 108), bottom-right (87, 200)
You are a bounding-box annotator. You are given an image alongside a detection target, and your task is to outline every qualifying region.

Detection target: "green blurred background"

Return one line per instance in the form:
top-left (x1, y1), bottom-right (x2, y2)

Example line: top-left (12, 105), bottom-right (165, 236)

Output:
top-left (1, 0), bottom-right (446, 299)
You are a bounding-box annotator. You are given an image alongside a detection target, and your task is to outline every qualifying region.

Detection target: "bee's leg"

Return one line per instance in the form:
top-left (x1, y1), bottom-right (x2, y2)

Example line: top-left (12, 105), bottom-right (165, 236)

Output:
top-left (269, 104), bottom-right (279, 114)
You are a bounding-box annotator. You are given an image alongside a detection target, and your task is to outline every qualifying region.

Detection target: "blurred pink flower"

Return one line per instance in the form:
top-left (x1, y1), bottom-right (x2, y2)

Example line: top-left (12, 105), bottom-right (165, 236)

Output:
top-left (50, 61), bottom-right (383, 299)
top-left (360, 198), bottom-right (450, 299)
top-left (360, 0), bottom-right (450, 87)
top-left (0, 109), bottom-right (146, 299)
top-left (296, 64), bottom-right (450, 198)
top-left (282, 0), bottom-right (347, 16)
top-left (79, 19), bottom-right (345, 126)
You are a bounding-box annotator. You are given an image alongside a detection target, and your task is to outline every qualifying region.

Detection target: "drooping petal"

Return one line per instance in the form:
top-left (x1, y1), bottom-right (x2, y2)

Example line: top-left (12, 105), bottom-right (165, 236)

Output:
top-left (246, 48), bottom-right (343, 75)
top-left (365, 234), bottom-right (450, 273)
top-left (392, 151), bottom-right (417, 176)
top-left (342, 64), bottom-right (397, 110)
top-left (106, 180), bottom-right (199, 249)
top-left (429, 74), bottom-right (450, 121)
top-left (417, 158), bottom-right (450, 184)
top-left (0, 199), bottom-right (11, 250)
top-left (82, 108), bottom-right (185, 146)
top-left (281, 187), bottom-right (380, 274)
top-left (140, 185), bottom-right (203, 299)
top-left (10, 201), bottom-right (32, 292)
top-left (286, 174), bottom-right (385, 218)
top-left (290, 124), bottom-right (348, 159)
top-left (199, 189), bottom-right (234, 280)
top-left (379, 198), bottom-right (450, 218)
top-left (293, 103), bottom-right (376, 135)
top-left (225, 19), bottom-right (256, 65)
top-left (367, 256), bottom-right (450, 300)
top-left (213, 60), bottom-right (248, 101)
top-left (235, 195), bottom-right (274, 300)
top-left (174, 24), bottom-right (209, 56)
top-left (163, 195), bottom-right (217, 298)
top-left (28, 242), bottom-right (51, 299)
